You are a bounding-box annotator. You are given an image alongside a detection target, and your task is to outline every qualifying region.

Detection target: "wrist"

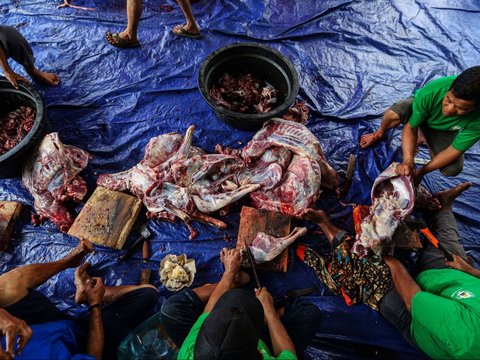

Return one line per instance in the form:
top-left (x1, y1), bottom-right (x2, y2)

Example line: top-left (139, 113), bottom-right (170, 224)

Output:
top-left (88, 303), bottom-right (103, 310)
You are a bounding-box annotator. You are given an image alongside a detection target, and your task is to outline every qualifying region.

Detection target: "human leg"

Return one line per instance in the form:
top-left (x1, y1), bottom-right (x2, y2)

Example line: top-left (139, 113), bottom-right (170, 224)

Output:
top-left (106, 0), bottom-right (142, 47)
top-left (0, 240), bottom-right (92, 307)
top-left (4, 290), bottom-right (69, 324)
top-left (159, 288), bottom-right (207, 347)
top-left (360, 97), bottom-right (414, 149)
top-left (302, 208), bottom-right (339, 244)
top-left (378, 288), bottom-right (416, 347)
top-left (100, 287), bottom-right (158, 359)
top-left (422, 127), bottom-right (464, 176)
top-left (172, 0), bottom-right (200, 38)
top-left (420, 182), bottom-right (471, 270)
top-left (278, 299), bottom-right (321, 359)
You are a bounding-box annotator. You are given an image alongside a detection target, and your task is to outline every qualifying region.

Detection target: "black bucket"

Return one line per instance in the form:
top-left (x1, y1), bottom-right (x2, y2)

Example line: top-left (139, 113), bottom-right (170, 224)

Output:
top-left (198, 43), bottom-right (299, 131)
top-left (0, 77), bottom-right (46, 178)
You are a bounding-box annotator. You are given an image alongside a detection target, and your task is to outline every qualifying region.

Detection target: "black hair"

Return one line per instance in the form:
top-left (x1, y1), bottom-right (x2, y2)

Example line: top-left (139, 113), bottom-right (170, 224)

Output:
top-left (450, 66), bottom-right (480, 105)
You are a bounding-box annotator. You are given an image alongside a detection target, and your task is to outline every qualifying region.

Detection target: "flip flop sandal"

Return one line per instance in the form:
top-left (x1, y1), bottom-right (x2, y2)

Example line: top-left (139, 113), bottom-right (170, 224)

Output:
top-left (172, 26), bottom-right (201, 39)
top-left (105, 32), bottom-right (141, 48)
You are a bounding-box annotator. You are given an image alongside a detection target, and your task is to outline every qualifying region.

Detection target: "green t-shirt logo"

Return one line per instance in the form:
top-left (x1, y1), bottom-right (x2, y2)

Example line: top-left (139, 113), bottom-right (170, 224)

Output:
top-left (452, 289), bottom-right (475, 300)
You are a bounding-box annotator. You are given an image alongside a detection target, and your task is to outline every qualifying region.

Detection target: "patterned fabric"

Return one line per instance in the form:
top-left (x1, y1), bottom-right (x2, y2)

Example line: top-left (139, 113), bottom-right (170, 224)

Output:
top-left (304, 231), bottom-right (392, 311)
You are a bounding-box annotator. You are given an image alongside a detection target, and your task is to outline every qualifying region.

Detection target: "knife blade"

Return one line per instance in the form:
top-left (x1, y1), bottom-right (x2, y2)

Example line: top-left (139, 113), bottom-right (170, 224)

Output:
top-left (245, 246), bottom-right (261, 289)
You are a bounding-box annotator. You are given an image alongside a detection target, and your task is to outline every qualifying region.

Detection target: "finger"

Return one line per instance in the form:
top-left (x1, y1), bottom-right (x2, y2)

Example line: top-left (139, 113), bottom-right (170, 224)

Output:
top-left (16, 324), bottom-right (32, 355)
top-left (17, 75), bottom-right (28, 84)
top-left (5, 328), bottom-right (16, 356)
top-left (94, 277), bottom-right (104, 287)
top-left (10, 78), bottom-right (19, 89)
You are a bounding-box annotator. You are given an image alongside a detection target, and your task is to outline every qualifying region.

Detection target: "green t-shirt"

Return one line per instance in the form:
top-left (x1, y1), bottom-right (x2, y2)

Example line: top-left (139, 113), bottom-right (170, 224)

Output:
top-left (177, 312), bottom-right (297, 360)
top-left (410, 269), bottom-right (480, 359)
top-left (408, 75), bottom-right (480, 152)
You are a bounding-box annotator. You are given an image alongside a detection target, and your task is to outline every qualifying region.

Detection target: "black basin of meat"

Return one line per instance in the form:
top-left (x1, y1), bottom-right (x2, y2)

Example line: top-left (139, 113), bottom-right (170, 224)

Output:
top-left (198, 43), bottom-right (299, 131)
top-left (0, 77), bottom-right (46, 178)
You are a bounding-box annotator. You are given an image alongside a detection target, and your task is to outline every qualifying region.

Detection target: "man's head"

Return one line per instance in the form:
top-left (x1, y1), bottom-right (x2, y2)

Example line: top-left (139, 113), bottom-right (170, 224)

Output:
top-left (194, 288), bottom-right (264, 360)
top-left (443, 66), bottom-right (480, 117)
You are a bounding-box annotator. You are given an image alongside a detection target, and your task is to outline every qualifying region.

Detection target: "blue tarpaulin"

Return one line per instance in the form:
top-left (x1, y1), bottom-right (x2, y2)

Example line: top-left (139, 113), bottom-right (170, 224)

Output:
top-left (1, 0), bottom-right (479, 358)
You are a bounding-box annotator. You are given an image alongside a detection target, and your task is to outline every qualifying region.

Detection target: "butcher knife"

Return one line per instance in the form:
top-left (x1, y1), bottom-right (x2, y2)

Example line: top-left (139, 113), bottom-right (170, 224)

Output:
top-left (245, 246), bottom-right (261, 289)
top-left (120, 223), bottom-right (151, 261)
top-left (337, 154), bottom-right (356, 199)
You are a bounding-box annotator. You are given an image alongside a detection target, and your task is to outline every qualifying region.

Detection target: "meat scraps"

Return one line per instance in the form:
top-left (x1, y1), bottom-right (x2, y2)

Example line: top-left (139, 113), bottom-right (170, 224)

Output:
top-left (209, 72), bottom-right (278, 113)
top-left (249, 227), bottom-right (307, 263)
top-left (98, 113), bottom-right (338, 239)
top-left (352, 162), bottom-right (415, 257)
top-left (22, 132), bottom-right (91, 232)
top-left (0, 106), bottom-right (35, 156)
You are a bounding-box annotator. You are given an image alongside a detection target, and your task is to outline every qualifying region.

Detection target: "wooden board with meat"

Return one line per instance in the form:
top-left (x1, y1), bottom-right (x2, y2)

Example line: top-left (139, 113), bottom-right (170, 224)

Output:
top-left (68, 186), bottom-right (143, 249)
top-left (236, 206), bottom-right (292, 272)
top-left (0, 201), bottom-right (22, 251)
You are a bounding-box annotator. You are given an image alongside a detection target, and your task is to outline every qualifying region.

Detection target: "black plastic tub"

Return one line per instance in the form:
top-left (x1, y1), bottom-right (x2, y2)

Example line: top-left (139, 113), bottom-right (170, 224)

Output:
top-left (198, 43), bottom-right (299, 131)
top-left (0, 77), bottom-right (46, 178)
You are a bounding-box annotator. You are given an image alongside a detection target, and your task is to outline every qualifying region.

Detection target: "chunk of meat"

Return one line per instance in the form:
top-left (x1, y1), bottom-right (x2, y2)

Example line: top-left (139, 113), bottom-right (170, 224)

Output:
top-left (249, 227), bottom-right (307, 263)
top-left (352, 162), bottom-right (415, 256)
top-left (22, 133), bottom-right (91, 232)
top-left (250, 154), bottom-right (321, 216)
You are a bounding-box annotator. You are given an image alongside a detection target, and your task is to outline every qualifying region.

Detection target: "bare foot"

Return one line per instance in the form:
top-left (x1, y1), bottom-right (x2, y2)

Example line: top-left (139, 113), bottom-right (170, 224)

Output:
top-left (74, 262), bottom-right (91, 304)
top-left (434, 182), bottom-right (472, 208)
top-left (31, 69), bottom-right (60, 86)
top-left (220, 247), bottom-right (242, 275)
top-left (172, 24), bottom-right (201, 38)
top-left (106, 31), bottom-right (138, 45)
top-left (302, 208), bottom-right (329, 225)
top-left (65, 240), bottom-right (93, 268)
top-left (360, 130), bottom-right (385, 149)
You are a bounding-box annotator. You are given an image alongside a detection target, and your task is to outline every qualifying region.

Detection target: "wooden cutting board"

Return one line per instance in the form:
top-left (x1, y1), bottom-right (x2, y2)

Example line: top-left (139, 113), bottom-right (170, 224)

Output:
top-left (68, 186), bottom-right (143, 249)
top-left (236, 206), bottom-right (291, 272)
top-left (0, 201), bottom-right (22, 251)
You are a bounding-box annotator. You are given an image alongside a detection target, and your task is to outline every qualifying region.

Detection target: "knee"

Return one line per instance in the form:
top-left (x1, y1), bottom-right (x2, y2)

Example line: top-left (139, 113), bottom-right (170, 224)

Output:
top-left (134, 287), bottom-right (159, 310)
top-left (383, 109), bottom-right (402, 127)
top-left (440, 162), bottom-right (463, 177)
top-left (290, 301), bottom-right (322, 325)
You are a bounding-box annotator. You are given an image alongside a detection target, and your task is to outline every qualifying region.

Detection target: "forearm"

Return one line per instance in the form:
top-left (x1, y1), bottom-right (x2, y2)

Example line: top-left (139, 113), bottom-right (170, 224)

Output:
top-left (203, 273), bottom-right (234, 313)
top-left (264, 309), bottom-right (296, 357)
top-left (401, 123), bottom-right (418, 164)
top-left (0, 46), bottom-right (12, 74)
top-left (384, 257), bottom-right (420, 312)
top-left (86, 307), bottom-right (104, 360)
top-left (418, 145), bottom-right (463, 176)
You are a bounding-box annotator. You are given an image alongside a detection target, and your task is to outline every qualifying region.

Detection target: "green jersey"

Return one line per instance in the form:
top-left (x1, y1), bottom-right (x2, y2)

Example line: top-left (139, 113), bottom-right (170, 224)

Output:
top-left (411, 268), bottom-right (480, 359)
top-left (177, 312), bottom-right (297, 360)
top-left (408, 76), bottom-right (480, 152)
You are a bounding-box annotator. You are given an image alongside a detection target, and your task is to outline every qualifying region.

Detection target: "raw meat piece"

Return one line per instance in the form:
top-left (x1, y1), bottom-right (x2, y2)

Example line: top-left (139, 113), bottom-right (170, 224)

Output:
top-left (250, 154), bottom-right (321, 216)
top-left (281, 101), bottom-right (309, 124)
top-left (242, 118), bottom-right (339, 190)
top-left (192, 184), bottom-right (260, 213)
top-left (209, 72), bottom-right (278, 113)
top-left (0, 106), bottom-right (35, 155)
top-left (352, 162), bottom-right (415, 256)
top-left (22, 133), bottom-right (91, 232)
top-left (249, 227), bottom-right (307, 263)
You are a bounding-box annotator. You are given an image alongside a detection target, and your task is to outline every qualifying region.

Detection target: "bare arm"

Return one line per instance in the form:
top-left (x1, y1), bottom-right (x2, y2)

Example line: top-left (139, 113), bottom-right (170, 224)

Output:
top-left (0, 45), bottom-right (28, 89)
top-left (397, 123), bottom-right (418, 176)
top-left (383, 256), bottom-right (421, 312)
top-left (84, 278), bottom-right (105, 360)
top-left (256, 287), bottom-right (296, 357)
top-left (415, 145), bottom-right (463, 184)
top-left (203, 248), bottom-right (241, 313)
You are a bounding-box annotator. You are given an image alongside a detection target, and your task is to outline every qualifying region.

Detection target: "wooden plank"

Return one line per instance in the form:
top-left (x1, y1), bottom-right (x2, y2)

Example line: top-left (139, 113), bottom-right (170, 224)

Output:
top-left (237, 206), bottom-right (291, 272)
top-left (0, 201), bottom-right (22, 251)
top-left (68, 187), bottom-right (143, 249)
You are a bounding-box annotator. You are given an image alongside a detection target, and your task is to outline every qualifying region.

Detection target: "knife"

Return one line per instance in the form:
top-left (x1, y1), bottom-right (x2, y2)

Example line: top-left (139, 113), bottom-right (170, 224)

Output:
top-left (120, 223), bottom-right (151, 261)
top-left (245, 246), bottom-right (261, 289)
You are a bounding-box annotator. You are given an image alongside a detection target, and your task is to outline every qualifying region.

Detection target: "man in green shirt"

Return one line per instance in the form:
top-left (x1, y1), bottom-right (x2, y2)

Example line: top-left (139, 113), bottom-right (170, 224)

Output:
top-left (360, 66), bottom-right (480, 185)
top-left (378, 182), bottom-right (480, 359)
top-left (159, 248), bottom-right (321, 359)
